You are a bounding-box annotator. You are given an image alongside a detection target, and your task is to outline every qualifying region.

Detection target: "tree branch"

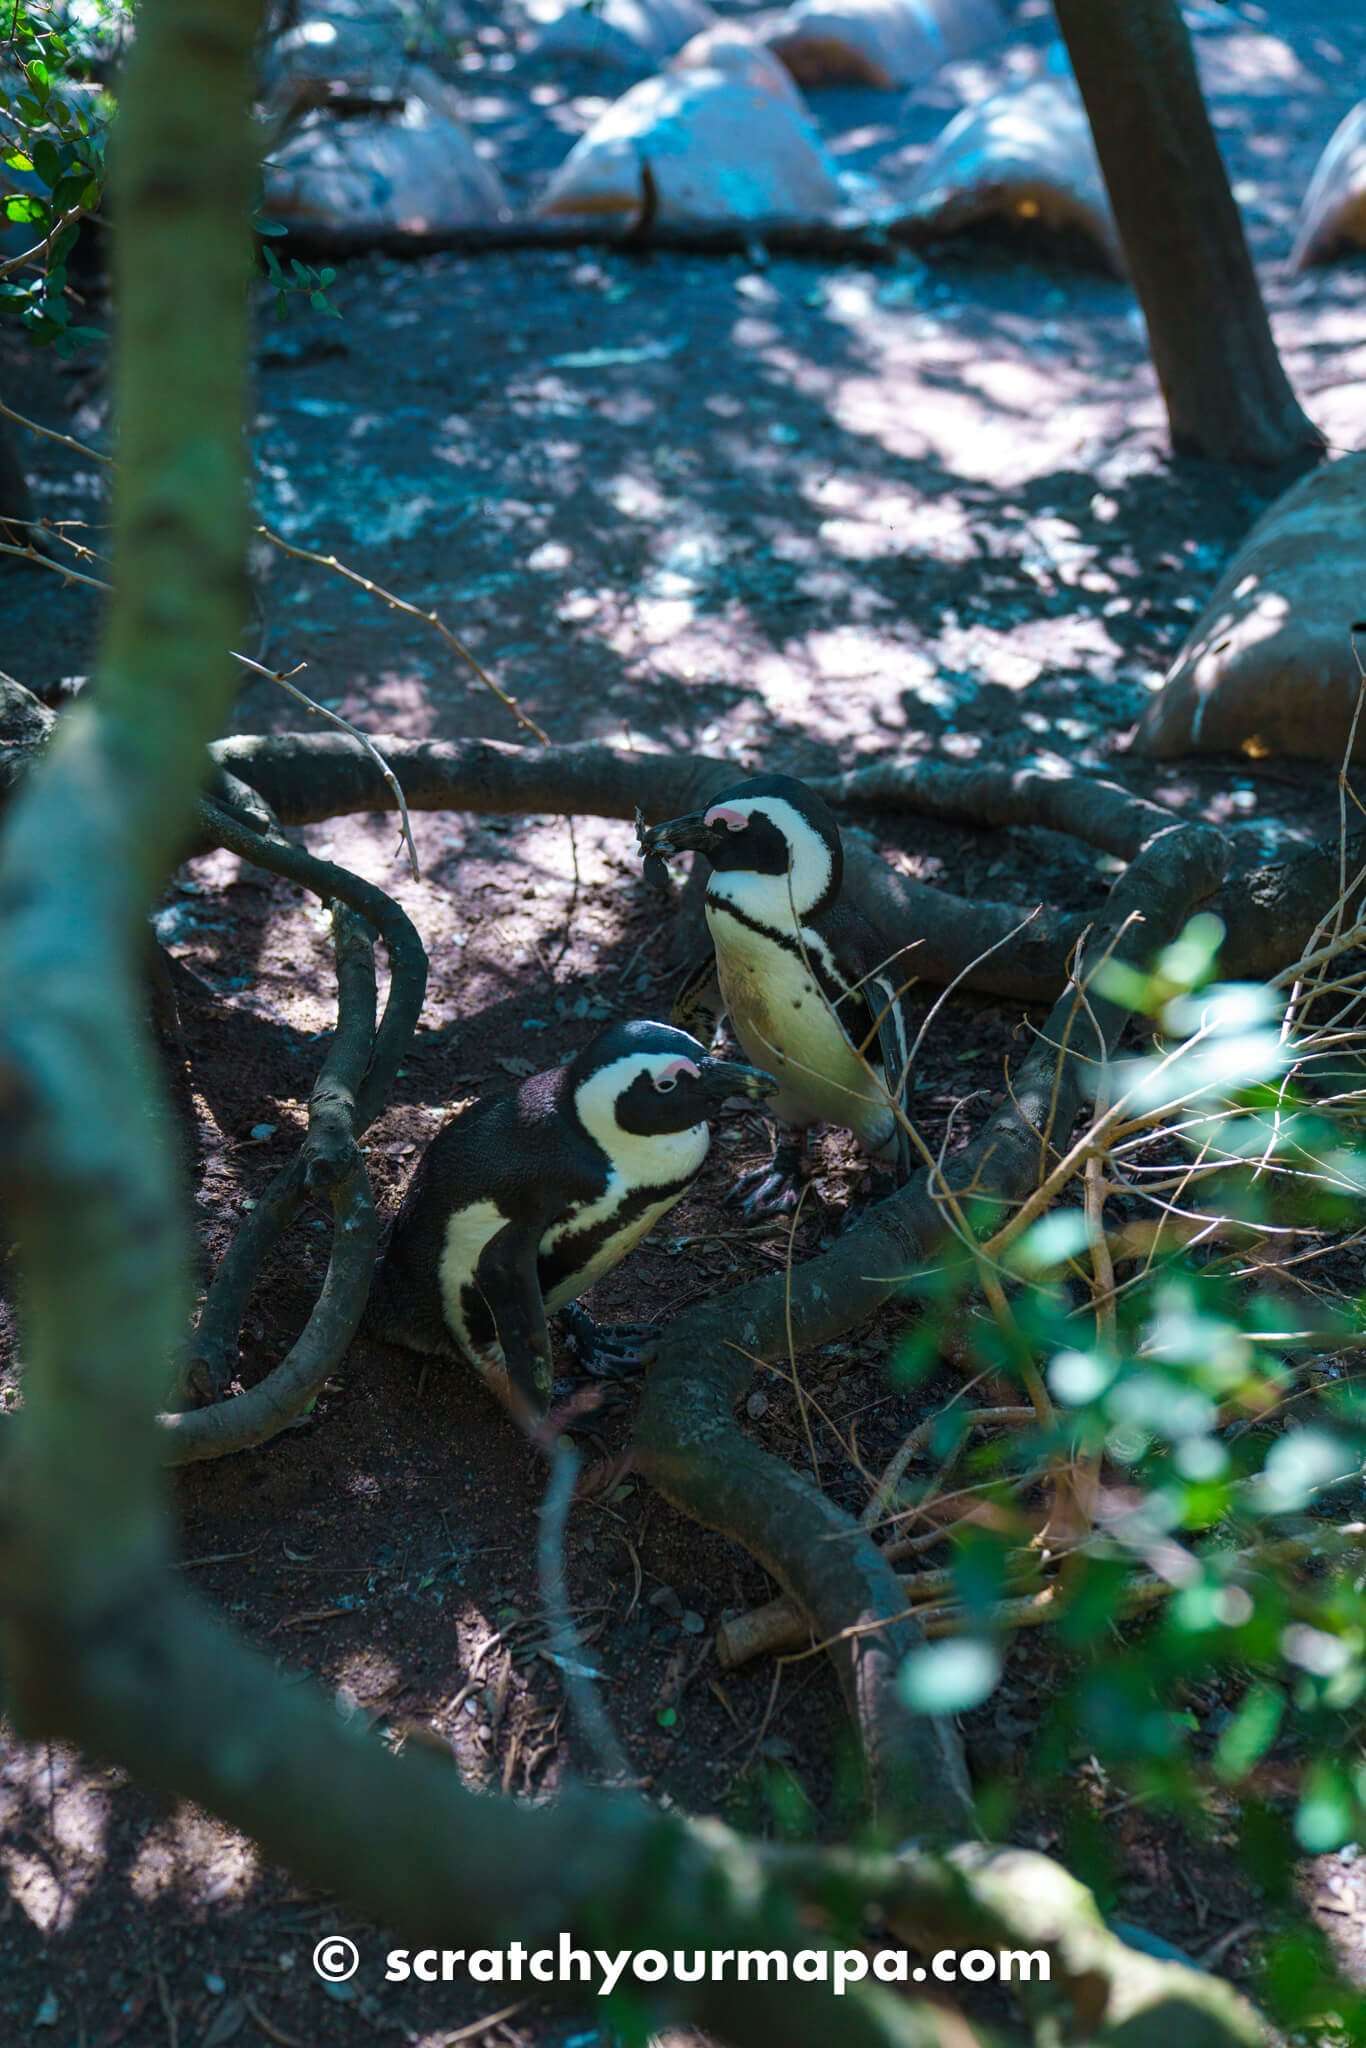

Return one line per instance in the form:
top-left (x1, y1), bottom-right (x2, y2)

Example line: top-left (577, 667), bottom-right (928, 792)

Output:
top-left (169, 799), bottom-right (427, 1449)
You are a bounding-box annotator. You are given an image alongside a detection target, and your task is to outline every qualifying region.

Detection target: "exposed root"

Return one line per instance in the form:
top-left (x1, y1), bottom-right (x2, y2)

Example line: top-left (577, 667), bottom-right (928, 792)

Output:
top-left (161, 799), bottom-right (427, 1460)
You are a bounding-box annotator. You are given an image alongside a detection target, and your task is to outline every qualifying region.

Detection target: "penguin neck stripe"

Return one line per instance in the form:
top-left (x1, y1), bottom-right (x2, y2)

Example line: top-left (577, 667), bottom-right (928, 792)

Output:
top-left (708, 895), bottom-right (804, 955)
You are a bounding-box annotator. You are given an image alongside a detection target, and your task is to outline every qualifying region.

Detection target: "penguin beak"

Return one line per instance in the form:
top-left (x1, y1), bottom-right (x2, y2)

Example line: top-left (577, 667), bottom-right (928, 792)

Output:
top-left (638, 809), bottom-right (728, 861)
top-left (699, 1056), bottom-right (777, 1104)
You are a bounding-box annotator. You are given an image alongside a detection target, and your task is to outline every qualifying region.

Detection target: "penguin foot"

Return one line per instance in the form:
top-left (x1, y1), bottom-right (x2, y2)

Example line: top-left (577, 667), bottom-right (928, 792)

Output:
top-left (726, 1140), bottom-right (809, 1222)
top-left (560, 1302), bottom-right (660, 1379)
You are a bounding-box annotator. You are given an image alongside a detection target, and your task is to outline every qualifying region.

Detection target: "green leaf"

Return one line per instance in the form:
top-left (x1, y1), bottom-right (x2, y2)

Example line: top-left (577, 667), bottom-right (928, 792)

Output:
top-left (32, 136), bottom-right (62, 188)
top-left (1295, 1759), bottom-right (1357, 1853)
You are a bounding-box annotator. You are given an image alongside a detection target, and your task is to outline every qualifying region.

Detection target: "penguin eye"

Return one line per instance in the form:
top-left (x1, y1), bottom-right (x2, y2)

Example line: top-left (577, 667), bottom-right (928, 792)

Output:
top-left (725, 816), bottom-right (747, 834)
top-left (653, 1075), bottom-right (677, 1094)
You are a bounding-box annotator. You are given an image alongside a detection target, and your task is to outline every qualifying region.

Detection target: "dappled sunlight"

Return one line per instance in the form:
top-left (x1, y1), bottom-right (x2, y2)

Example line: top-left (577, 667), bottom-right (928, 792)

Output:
top-left (0, 1744), bottom-right (112, 1935)
top-left (1197, 24), bottom-right (1318, 101)
top-left (828, 360), bottom-right (1131, 485)
top-left (129, 1808), bottom-right (260, 1912)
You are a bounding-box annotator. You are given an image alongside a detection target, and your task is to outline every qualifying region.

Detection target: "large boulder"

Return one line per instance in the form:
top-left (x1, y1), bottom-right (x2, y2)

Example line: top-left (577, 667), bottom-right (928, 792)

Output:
top-left (535, 67), bottom-right (845, 223)
top-left (526, 0), bottom-right (716, 70)
top-left (893, 74), bottom-right (1121, 273)
top-left (1133, 456), bottom-right (1366, 764)
top-left (1291, 100), bottom-right (1366, 270)
top-left (262, 67), bottom-right (508, 239)
top-left (763, 0), bottom-right (1005, 92)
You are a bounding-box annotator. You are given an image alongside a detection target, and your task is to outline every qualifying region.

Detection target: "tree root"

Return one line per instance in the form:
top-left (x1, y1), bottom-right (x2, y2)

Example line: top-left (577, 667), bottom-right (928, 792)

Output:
top-left (161, 797), bottom-right (427, 1460)
top-left (202, 727), bottom-right (1332, 991)
top-left (198, 729), bottom-right (1124, 998)
top-left (0, 712), bottom-right (1346, 995)
top-left (272, 210), bottom-right (958, 267)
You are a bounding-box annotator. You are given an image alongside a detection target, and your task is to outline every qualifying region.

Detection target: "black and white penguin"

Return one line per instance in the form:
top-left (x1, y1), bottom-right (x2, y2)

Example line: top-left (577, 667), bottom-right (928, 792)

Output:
top-left (638, 774), bottom-right (915, 1217)
top-left (367, 1019), bottom-right (774, 1426)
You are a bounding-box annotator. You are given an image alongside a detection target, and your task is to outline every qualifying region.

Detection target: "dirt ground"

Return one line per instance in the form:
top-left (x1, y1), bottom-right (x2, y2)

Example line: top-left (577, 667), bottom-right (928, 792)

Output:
top-left (5, 1), bottom-right (1366, 2043)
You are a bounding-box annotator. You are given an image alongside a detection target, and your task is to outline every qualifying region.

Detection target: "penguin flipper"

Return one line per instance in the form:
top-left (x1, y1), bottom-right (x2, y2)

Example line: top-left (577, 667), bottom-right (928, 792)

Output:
top-left (475, 1219), bottom-right (555, 1416)
top-left (670, 954), bottom-right (724, 1046)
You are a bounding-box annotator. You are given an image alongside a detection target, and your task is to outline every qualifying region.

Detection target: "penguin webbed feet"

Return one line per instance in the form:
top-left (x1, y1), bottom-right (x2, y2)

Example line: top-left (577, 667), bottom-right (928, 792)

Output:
top-left (560, 1301), bottom-right (660, 1380)
top-left (726, 1133), bottom-right (811, 1222)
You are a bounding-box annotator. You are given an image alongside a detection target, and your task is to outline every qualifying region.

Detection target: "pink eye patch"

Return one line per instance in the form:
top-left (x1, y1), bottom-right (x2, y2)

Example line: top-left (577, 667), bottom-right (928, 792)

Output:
top-left (705, 805), bottom-right (747, 832)
top-left (659, 1057), bottom-right (700, 1082)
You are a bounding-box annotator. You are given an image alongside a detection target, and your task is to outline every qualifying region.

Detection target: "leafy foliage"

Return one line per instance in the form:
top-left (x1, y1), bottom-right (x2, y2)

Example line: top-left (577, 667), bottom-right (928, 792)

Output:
top-left (0, 2), bottom-right (114, 353)
top-left (2, 6), bottom-right (340, 350)
top-left (889, 912), bottom-right (1366, 2037)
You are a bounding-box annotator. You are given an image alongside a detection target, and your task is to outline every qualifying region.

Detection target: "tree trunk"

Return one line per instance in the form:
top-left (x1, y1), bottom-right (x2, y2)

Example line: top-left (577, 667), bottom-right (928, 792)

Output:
top-left (1053, 0), bottom-right (1323, 469)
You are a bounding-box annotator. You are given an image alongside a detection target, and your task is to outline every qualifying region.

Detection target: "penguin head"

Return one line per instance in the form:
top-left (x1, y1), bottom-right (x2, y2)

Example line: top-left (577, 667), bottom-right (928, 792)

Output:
top-left (567, 1020), bottom-right (775, 1157)
top-left (640, 774), bottom-right (841, 921)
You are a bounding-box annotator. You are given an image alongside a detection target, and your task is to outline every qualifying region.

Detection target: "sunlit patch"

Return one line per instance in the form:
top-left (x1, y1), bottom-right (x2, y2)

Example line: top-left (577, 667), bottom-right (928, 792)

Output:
top-left (0, 1746), bottom-right (112, 1934)
top-left (528, 540), bottom-right (573, 572)
top-left (128, 1807), bottom-right (260, 1910)
top-left (333, 1650), bottom-right (406, 1705)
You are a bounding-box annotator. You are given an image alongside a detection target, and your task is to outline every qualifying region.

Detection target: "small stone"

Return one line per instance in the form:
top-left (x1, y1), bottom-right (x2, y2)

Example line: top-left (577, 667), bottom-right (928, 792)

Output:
top-left (32, 1990), bottom-right (58, 2028)
top-left (204, 1974), bottom-right (227, 1996)
top-left (681, 1610), bottom-right (705, 1635)
top-left (746, 1392), bottom-right (769, 1420)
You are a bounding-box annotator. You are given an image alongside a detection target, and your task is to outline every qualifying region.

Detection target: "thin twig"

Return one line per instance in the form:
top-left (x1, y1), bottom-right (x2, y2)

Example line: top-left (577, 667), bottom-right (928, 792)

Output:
top-left (230, 650), bottom-right (420, 879)
top-left (0, 397), bottom-right (545, 744)
top-left (536, 1440), bottom-right (632, 1784)
top-left (256, 523), bottom-right (550, 744)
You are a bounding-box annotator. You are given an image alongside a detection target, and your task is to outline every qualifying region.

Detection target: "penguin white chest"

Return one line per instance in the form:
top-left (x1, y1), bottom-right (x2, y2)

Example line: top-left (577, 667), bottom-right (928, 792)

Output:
top-left (437, 1198), bottom-right (507, 1362)
top-left (706, 904), bottom-right (892, 1147)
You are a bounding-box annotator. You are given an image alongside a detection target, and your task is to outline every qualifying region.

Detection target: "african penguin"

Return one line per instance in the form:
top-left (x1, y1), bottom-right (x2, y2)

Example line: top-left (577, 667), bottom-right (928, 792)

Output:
top-left (366, 1020), bottom-right (775, 1427)
top-left (638, 774), bottom-right (915, 1217)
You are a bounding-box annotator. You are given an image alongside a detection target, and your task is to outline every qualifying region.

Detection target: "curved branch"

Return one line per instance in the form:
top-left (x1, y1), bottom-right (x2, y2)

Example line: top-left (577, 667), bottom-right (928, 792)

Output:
top-left (4, 714), bottom-right (1335, 997)
top-left (166, 802), bottom-right (427, 1455)
top-left (202, 730), bottom-right (1118, 998)
top-left (210, 730), bottom-right (1346, 997)
top-left (778, 1841), bottom-right (1266, 2048)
